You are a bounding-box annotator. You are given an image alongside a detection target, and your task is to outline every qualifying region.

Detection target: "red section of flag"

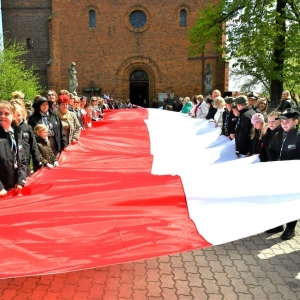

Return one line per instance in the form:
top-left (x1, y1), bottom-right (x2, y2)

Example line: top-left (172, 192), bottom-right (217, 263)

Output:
top-left (0, 109), bottom-right (210, 279)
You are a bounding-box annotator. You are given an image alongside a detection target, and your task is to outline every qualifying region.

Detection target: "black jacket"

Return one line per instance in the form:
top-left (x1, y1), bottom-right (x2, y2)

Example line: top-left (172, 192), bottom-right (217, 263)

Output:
top-left (19, 121), bottom-right (41, 171)
top-left (28, 111), bottom-right (67, 152)
top-left (235, 106), bottom-right (256, 155)
top-left (250, 129), bottom-right (263, 155)
top-left (267, 127), bottom-right (300, 161)
top-left (0, 125), bottom-right (27, 191)
top-left (277, 99), bottom-right (293, 112)
top-left (260, 126), bottom-right (282, 162)
top-left (221, 109), bottom-right (237, 136)
top-left (206, 105), bottom-right (217, 120)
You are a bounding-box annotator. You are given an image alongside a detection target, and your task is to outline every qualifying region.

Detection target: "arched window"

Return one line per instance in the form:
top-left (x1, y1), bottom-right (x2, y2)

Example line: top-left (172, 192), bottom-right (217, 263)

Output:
top-left (180, 9), bottom-right (187, 27)
top-left (89, 10), bottom-right (96, 28)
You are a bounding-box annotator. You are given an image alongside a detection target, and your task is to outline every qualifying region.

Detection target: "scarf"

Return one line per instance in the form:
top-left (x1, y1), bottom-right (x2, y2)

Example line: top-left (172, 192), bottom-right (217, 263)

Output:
top-left (56, 110), bottom-right (72, 126)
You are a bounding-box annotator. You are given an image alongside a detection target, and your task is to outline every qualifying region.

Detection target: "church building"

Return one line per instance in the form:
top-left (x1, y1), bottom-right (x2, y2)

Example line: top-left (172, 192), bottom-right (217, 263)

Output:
top-left (1, 0), bottom-right (228, 107)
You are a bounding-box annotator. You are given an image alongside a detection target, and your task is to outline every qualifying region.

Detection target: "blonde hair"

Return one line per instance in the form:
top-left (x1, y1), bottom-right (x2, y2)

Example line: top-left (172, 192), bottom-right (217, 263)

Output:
top-left (250, 122), bottom-right (267, 140)
top-left (34, 124), bottom-right (47, 134)
top-left (10, 99), bottom-right (27, 120)
top-left (196, 95), bottom-right (204, 101)
top-left (282, 90), bottom-right (290, 98)
top-left (0, 100), bottom-right (15, 114)
top-left (267, 110), bottom-right (281, 118)
top-left (11, 91), bottom-right (25, 100)
top-left (257, 98), bottom-right (268, 113)
top-left (213, 96), bottom-right (225, 108)
top-left (184, 97), bottom-right (190, 102)
top-left (58, 89), bottom-right (70, 96)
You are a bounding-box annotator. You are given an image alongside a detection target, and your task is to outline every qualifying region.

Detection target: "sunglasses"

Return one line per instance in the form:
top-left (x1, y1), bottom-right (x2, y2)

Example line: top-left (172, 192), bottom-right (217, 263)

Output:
top-left (91, 100), bottom-right (97, 102)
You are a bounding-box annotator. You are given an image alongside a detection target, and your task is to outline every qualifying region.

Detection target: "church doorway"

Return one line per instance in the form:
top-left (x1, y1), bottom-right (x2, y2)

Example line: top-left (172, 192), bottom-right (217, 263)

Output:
top-left (129, 70), bottom-right (149, 107)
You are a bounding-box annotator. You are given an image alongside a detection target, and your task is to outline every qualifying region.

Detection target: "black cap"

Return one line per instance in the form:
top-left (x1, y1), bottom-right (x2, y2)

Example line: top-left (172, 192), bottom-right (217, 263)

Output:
top-left (225, 97), bottom-right (235, 104)
top-left (234, 95), bottom-right (248, 105)
top-left (276, 108), bottom-right (300, 120)
top-left (247, 92), bottom-right (259, 99)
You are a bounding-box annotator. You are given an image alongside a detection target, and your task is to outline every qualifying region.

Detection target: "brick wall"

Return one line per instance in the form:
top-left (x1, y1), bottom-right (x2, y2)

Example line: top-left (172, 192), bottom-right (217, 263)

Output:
top-left (1, 0), bottom-right (51, 89)
top-left (2, 0), bottom-right (228, 104)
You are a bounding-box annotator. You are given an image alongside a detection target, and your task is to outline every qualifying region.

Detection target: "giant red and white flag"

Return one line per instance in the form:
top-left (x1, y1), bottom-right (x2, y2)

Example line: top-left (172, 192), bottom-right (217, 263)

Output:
top-left (0, 109), bottom-right (299, 279)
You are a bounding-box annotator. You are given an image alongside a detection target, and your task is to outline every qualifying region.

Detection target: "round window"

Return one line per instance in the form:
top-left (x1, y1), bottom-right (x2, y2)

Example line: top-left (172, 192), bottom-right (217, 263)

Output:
top-left (129, 10), bottom-right (147, 28)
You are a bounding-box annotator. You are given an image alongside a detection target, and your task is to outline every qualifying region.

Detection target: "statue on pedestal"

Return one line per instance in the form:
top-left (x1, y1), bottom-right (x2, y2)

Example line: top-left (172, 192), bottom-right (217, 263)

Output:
top-left (204, 63), bottom-right (213, 95)
top-left (68, 62), bottom-right (78, 95)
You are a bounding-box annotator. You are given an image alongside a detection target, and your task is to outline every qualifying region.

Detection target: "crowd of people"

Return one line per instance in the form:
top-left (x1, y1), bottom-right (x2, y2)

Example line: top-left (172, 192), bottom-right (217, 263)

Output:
top-left (173, 89), bottom-right (299, 240)
top-left (0, 88), bottom-right (299, 240)
top-left (0, 90), bottom-right (137, 199)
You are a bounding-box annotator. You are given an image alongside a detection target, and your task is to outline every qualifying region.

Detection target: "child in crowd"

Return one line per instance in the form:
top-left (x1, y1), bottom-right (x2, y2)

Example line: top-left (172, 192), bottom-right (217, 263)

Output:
top-left (34, 124), bottom-right (59, 169)
top-left (266, 108), bottom-right (300, 240)
top-left (13, 104), bottom-right (41, 176)
top-left (0, 101), bottom-right (26, 197)
top-left (248, 113), bottom-right (267, 156)
top-left (260, 111), bottom-right (282, 162)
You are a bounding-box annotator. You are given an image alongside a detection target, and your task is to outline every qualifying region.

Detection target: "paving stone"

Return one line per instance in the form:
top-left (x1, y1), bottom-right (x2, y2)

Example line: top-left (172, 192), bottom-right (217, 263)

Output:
top-left (276, 284), bottom-right (300, 300)
top-left (186, 273), bottom-right (202, 287)
top-left (208, 260), bottom-right (224, 273)
top-left (190, 287), bottom-right (207, 300)
top-left (173, 267), bottom-right (187, 281)
top-left (146, 281), bottom-right (162, 298)
top-left (76, 276), bottom-right (93, 292)
top-left (231, 278), bottom-right (249, 294)
top-left (120, 270), bottom-right (135, 284)
top-left (158, 256), bottom-right (170, 263)
top-left (223, 265), bottom-right (241, 279)
top-left (42, 292), bottom-right (60, 300)
top-left (133, 276), bottom-right (147, 290)
top-left (170, 256), bottom-right (184, 268)
top-left (216, 254), bottom-right (234, 266)
top-left (248, 285), bottom-right (268, 299)
top-left (213, 272), bottom-right (231, 286)
top-left (193, 254), bottom-right (209, 267)
top-left (54, 283), bottom-right (76, 299)
top-left (183, 261), bottom-right (198, 274)
top-left (147, 258), bottom-right (159, 269)
top-left (181, 252), bottom-right (194, 262)
top-left (218, 285), bottom-right (238, 299)
top-left (174, 280), bottom-right (191, 296)
top-left (133, 263), bottom-right (147, 277)
top-left (160, 274), bottom-right (174, 288)
top-left (102, 290), bottom-right (119, 300)
top-left (161, 287), bottom-right (178, 300)
top-left (198, 266), bottom-right (214, 280)
top-left (12, 291), bottom-right (31, 300)
top-left (88, 284), bottom-right (105, 299)
top-left (159, 262), bottom-right (172, 275)
top-left (233, 259), bottom-right (250, 272)
top-left (147, 268), bottom-right (160, 282)
top-left (132, 289), bottom-right (148, 300)
top-left (239, 271), bottom-right (259, 286)
top-left (118, 283), bottom-right (133, 298)
top-left (1, 224), bottom-right (300, 299)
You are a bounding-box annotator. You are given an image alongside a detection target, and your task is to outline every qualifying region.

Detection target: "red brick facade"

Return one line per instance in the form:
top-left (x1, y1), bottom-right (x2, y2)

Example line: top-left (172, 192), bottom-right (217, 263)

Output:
top-left (2, 0), bottom-right (228, 106)
top-left (1, 0), bottom-right (51, 89)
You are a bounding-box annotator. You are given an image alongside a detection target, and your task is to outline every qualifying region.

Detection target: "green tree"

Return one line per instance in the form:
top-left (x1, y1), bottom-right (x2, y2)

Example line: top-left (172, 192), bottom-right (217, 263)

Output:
top-left (188, 0), bottom-right (300, 105)
top-left (0, 40), bottom-right (43, 100)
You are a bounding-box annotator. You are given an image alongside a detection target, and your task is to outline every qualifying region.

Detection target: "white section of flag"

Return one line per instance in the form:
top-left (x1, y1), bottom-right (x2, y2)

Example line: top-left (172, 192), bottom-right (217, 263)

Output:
top-left (146, 109), bottom-right (300, 245)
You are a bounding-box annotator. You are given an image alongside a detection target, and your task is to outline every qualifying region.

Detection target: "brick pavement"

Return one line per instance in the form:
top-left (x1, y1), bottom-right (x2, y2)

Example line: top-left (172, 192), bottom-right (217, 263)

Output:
top-left (0, 224), bottom-right (299, 300)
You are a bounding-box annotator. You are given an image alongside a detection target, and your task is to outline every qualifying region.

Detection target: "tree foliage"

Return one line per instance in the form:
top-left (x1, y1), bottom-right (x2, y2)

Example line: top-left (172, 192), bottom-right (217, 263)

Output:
top-left (0, 40), bottom-right (43, 100)
top-left (188, 0), bottom-right (300, 105)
